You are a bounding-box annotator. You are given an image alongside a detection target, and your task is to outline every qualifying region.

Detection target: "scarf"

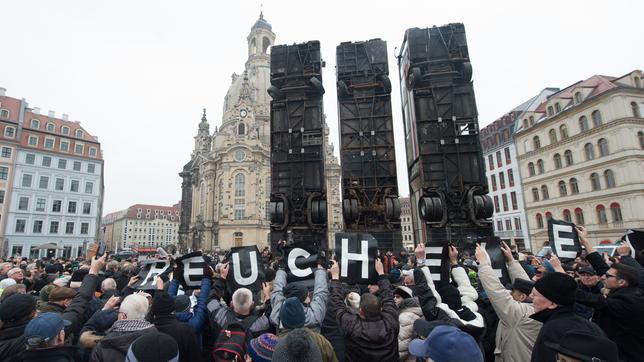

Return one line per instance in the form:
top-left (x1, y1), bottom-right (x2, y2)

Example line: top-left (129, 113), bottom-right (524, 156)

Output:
top-left (109, 319), bottom-right (154, 333)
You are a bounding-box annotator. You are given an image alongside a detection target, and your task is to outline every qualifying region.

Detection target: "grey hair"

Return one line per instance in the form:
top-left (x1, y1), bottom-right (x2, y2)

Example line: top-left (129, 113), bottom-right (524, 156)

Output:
top-left (231, 288), bottom-right (253, 313)
top-left (119, 294), bottom-right (149, 320)
top-left (101, 278), bottom-right (117, 292)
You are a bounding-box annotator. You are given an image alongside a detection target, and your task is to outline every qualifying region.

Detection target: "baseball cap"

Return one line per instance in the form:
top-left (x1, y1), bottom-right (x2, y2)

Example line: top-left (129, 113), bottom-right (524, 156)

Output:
top-left (577, 266), bottom-right (596, 276)
top-left (409, 325), bottom-right (483, 361)
top-left (24, 312), bottom-right (71, 347)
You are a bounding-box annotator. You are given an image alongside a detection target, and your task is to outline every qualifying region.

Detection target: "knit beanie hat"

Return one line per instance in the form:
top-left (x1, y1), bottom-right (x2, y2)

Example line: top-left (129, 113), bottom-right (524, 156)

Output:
top-left (174, 295), bottom-right (191, 313)
top-left (126, 331), bottom-right (179, 362)
top-left (394, 286), bottom-right (413, 299)
top-left (534, 272), bottom-right (577, 307)
top-left (0, 293), bottom-right (36, 323)
top-left (279, 297), bottom-right (306, 329)
top-left (272, 328), bottom-right (323, 362)
top-left (40, 285), bottom-right (56, 302)
top-left (247, 333), bottom-right (279, 362)
top-left (388, 268), bottom-right (402, 284)
top-left (151, 293), bottom-right (175, 316)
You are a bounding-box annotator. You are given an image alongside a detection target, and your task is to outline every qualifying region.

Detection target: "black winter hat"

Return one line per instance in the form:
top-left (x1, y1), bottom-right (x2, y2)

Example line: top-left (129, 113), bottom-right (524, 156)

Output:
top-left (174, 295), bottom-right (191, 313)
top-left (45, 264), bottom-right (59, 274)
top-left (151, 293), bottom-right (176, 316)
top-left (534, 272), bottom-right (577, 307)
top-left (0, 293), bottom-right (37, 323)
top-left (545, 330), bottom-right (619, 362)
top-left (126, 331), bottom-right (179, 362)
top-left (272, 328), bottom-right (322, 362)
top-left (279, 297), bottom-right (305, 329)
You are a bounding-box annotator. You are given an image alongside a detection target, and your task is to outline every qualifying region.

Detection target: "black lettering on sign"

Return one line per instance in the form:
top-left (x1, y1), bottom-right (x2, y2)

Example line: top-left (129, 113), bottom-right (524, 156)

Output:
top-left (335, 233), bottom-right (378, 284)
top-left (548, 219), bottom-right (581, 261)
top-left (480, 236), bottom-right (511, 285)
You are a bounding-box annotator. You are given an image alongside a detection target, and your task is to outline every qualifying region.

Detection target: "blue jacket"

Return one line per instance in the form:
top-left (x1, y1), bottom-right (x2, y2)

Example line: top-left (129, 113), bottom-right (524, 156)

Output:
top-left (168, 277), bottom-right (211, 346)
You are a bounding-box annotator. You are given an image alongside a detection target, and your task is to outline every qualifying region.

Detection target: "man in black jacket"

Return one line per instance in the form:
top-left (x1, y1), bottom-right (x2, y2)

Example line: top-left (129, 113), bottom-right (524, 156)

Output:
top-left (529, 271), bottom-right (604, 362)
top-left (0, 293), bottom-right (37, 362)
top-left (328, 258), bottom-right (399, 362)
top-left (21, 312), bottom-right (79, 362)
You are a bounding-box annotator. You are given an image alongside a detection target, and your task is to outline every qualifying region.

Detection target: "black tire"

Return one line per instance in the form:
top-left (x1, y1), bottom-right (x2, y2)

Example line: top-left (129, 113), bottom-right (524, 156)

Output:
top-left (419, 197), bottom-right (432, 221)
top-left (337, 80), bottom-right (350, 98)
top-left (350, 198), bottom-right (359, 222)
top-left (379, 75), bottom-right (392, 94)
top-left (407, 67), bottom-right (422, 89)
top-left (270, 202), bottom-right (284, 224)
top-left (318, 200), bottom-right (327, 223)
top-left (267, 85), bottom-right (284, 100)
top-left (309, 77), bottom-right (325, 95)
top-left (462, 62), bottom-right (473, 82)
top-left (475, 195), bottom-right (494, 218)
top-left (391, 197), bottom-right (401, 220)
top-left (430, 197), bottom-right (443, 221)
top-left (385, 198), bottom-right (394, 219)
top-left (342, 199), bottom-right (352, 221)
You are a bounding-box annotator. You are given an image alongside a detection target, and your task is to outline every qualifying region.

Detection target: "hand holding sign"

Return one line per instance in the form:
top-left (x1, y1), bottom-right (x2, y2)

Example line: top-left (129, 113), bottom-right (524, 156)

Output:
top-left (549, 219), bottom-right (582, 261)
top-left (415, 243), bottom-right (425, 261)
top-left (500, 241), bottom-right (514, 262)
top-left (374, 258), bottom-right (384, 276)
top-left (474, 244), bottom-right (489, 265)
top-left (329, 260), bottom-right (339, 280)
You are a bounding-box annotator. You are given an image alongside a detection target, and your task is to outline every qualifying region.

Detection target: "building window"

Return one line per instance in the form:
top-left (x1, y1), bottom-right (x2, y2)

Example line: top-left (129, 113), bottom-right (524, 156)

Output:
top-left (44, 138), bottom-right (54, 149)
top-left (564, 150), bottom-right (574, 166)
top-left (52, 200), bottom-right (62, 212)
top-left (39, 176), bottom-right (49, 189)
top-left (598, 138), bottom-right (609, 157)
top-left (70, 180), bottom-right (79, 192)
top-left (505, 218), bottom-right (512, 230)
top-left (60, 141), bottom-right (69, 152)
top-left (541, 185), bottom-right (549, 200)
top-left (75, 129), bottom-right (84, 138)
top-left (570, 178), bottom-right (580, 194)
top-left (591, 110), bottom-right (602, 127)
top-left (238, 123), bottom-right (246, 135)
top-left (504, 147), bottom-right (511, 164)
top-left (545, 212), bottom-right (552, 221)
top-left (529, 116), bottom-right (534, 125)
top-left (596, 205), bottom-right (607, 224)
top-left (15, 219), bottom-right (26, 233)
top-left (533, 136), bottom-right (541, 149)
top-left (83, 202), bottom-right (91, 214)
top-left (491, 175), bottom-right (497, 191)
top-left (61, 126), bottom-right (69, 135)
top-left (502, 194), bottom-right (508, 211)
top-left (234, 173), bottom-right (245, 197)
top-left (87, 163), bottom-right (95, 173)
top-left (85, 182), bottom-right (93, 194)
top-left (50, 221), bottom-right (59, 233)
top-left (532, 188), bottom-right (539, 202)
top-left (4, 126), bottom-right (15, 138)
top-left (26, 154), bottom-right (35, 165)
top-left (499, 172), bottom-right (505, 189)
top-left (496, 151), bottom-right (502, 167)
top-left (73, 161), bottom-right (81, 171)
top-left (0, 167), bottom-right (7, 180)
top-left (28, 136), bottom-right (38, 146)
top-left (89, 147), bottom-right (97, 157)
top-left (523, 119), bottom-right (528, 129)
top-left (537, 159), bottom-right (544, 174)
top-left (604, 169), bottom-right (616, 188)
top-left (563, 209), bottom-right (572, 223)
top-left (632, 102), bottom-right (641, 118)
top-left (514, 217), bottom-right (522, 230)
top-left (575, 208), bottom-right (585, 225)
top-left (42, 156), bottom-right (51, 167)
top-left (493, 196), bottom-right (499, 212)
top-left (1, 147), bottom-right (11, 158)
top-left (574, 92), bottom-right (582, 104)
top-left (549, 129), bottom-right (557, 144)
top-left (560, 124), bottom-right (568, 139)
top-left (554, 102), bottom-right (561, 113)
top-left (528, 162), bottom-right (535, 176)
top-left (68, 201), bottom-right (76, 213)
top-left (0, 190), bottom-right (4, 203)
top-left (22, 174), bottom-right (33, 187)
top-left (610, 203), bottom-right (623, 222)
top-left (33, 220), bottom-right (43, 233)
top-left (74, 143), bottom-right (84, 154)
top-left (547, 106), bottom-right (554, 116)
top-left (47, 123), bottom-right (55, 132)
top-left (58, 159), bottom-right (67, 169)
top-left (55, 178), bottom-right (64, 191)
top-left (488, 155), bottom-right (494, 170)
top-left (511, 192), bottom-right (518, 210)
top-left (234, 199), bottom-right (245, 219)
top-left (36, 198), bottom-right (46, 211)
top-left (18, 197), bottom-right (29, 210)
top-left (496, 220), bottom-right (503, 231)
top-left (584, 143), bottom-right (595, 161)
top-left (65, 222), bottom-right (74, 234)
top-left (536, 213), bottom-right (544, 228)
top-left (508, 169), bottom-right (514, 187)
top-left (590, 173), bottom-right (601, 191)
top-left (553, 154), bottom-right (562, 169)
top-left (80, 223), bottom-right (89, 235)
top-left (558, 180), bottom-right (567, 196)
top-left (579, 116), bottom-right (589, 132)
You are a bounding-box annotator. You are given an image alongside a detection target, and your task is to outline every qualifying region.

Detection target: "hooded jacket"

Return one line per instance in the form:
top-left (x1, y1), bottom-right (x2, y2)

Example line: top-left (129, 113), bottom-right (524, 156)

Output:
top-left (270, 268), bottom-right (328, 333)
top-left (329, 275), bottom-right (399, 362)
top-left (477, 259), bottom-right (541, 362)
top-left (0, 320), bottom-right (29, 362)
top-left (168, 276), bottom-right (211, 346)
top-left (397, 297), bottom-right (423, 362)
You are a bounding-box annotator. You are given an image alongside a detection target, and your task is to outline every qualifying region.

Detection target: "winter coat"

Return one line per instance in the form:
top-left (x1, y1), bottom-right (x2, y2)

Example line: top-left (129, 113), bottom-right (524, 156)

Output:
top-left (329, 275), bottom-right (399, 362)
top-left (397, 297), bottom-right (424, 362)
top-left (530, 306), bottom-right (605, 362)
top-left (574, 279), bottom-right (603, 320)
top-left (478, 260), bottom-right (541, 362)
top-left (0, 320), bottom-right (29, 362)
top-left (20, 345), bottom-right (79, 362)
top-left (576, 286), bottom-right (644, 362)
top-left (89, 324), bottom-right (158, 362)
top-left (153, 314), bottom-right (201, 362)
top-left (279, 328), bottom-right (338, 362)
top-left (270, 268), bottom-right (328, 332)
top-left (169, 276), bottom-right (211, 346)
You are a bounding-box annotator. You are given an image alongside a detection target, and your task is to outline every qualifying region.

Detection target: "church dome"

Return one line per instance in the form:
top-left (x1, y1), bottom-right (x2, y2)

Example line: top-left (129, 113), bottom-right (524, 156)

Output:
top-left (252, 12), bottom-right (272, 32)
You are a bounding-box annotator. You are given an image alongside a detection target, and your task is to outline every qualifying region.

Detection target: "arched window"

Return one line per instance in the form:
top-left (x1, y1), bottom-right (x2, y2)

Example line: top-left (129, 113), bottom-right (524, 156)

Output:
top-left (249, 38), bottom-right (257, 54)
top-left (610, 202), bottom-right (623, 222)
top-left (238, 123), bottom-right (246, 135)
top-left (553, 153), bottom-right (562, 169)
top-left (536, 213), bottom-right (544, 228)
top-left (574, 92), bottom-right (582, 104)
top-left (528, 162), bottom-right (535, 176)
top-left (46, 123), bottom-right (55, 132)
top-left (591, 110), bottom-right (602, 127)
top-left (596, 205), bottom-right (607, 224)
top-left (575, 208), bottom-right (585, 225)
top-left (233, 232), bottom-right (243, 247)
top-left (547, 106), bottom-right (554, 116)
top-left (554, 102), bottom-right (561, 113)
top-left (541, 185), bottom-right (549, 200)
top-left (570, 178), bottom-right (580, 194)
top-left (537, 159), bottom-right (544, 174)
top-left (545, 212), bottom-right (553, 220)
top-left (558, 181), bottom-right (567, 196)
top-left (584, 143), bottom-right (595, 161)
top-left (604, 169), bottom-right (616, 188)
top-left (532, 188), bottom-right (540, 202)
top-left (638, 131), bottom-right (644, 149)
top-left (564, 150), bottom-right (574, 166)
top-left (598, 138), bottom-right (609, 157)
top-left (75, 129), bottom-right (84, 138)
top-left (590, 173), bottom-right (601, 191)
top-left (563, 209), bottom-right (572, 223)
top-left (61, 126), bottom-right (69, 135)
top-left (529, 116), bottom-right (535, 125)
top-left (533, 136), bottom-right (541, 149)
top-left (523, 119), bottom-right (528, 129)
top-left (549, 129), bottom-right (557, 144)
top-left (262, 37), bottom-right (271, 54)
top-left (579, 116), bottom-right (589, 132)
top-left (632, 102), bottom-right (641, 118)
top-left (502, 129), bottom-right (510, 142)
top-left (234, 173), bottom-right (245, 197)
top-left (560, 124), bottom-right (568, 139)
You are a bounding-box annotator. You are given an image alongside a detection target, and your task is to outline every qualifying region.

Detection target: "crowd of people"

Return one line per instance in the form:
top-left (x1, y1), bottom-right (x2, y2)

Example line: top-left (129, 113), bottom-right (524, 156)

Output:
top-left (0, 224), bottom-right (642, 362)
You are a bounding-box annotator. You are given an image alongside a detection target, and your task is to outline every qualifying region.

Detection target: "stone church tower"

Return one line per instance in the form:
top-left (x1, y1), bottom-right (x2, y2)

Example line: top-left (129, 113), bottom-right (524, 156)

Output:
top-left (179, 14), bottom-right (342, 252)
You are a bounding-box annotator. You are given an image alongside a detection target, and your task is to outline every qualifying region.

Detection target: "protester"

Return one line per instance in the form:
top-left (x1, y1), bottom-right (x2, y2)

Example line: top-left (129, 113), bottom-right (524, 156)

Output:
top-left (574, 266), bottom-right (603, 320)
top-left (126, 330), bottom-right (180, 362)
top-left (395, 285), bottom-right (423, 362)
top-left (247, 333), bottom-right (278, 362)
top-left (408, 323), bottom-right (483, 362)
top-left (21, 312), bottom-right (79, 362)
top-left (0, 293), bottom-right (38, 361)
top-left (7, 268), bottom-right (24, 284)
top-left (167, 264), bottom-right (213, 346)
top-left (545, 330), bottom-right (619, 362)
top-left (273, 327), bottom-right (323, 362)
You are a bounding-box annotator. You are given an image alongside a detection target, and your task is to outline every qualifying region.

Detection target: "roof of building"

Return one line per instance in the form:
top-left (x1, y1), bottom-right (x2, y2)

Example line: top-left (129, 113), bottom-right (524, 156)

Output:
top-left (125, 204), bottom-right (181, 220)
top-left (252, 12), bottom-right (272, 32)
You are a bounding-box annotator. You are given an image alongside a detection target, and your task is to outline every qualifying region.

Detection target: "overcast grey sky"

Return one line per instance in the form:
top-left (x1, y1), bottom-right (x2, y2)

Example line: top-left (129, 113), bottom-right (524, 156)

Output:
top-left (2, 0), bottom-right (642, 214)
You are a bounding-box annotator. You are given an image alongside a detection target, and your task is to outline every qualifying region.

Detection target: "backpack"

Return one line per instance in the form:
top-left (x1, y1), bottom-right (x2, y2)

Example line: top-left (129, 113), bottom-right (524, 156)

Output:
top-left (213, 311), bottom-right (260, 362)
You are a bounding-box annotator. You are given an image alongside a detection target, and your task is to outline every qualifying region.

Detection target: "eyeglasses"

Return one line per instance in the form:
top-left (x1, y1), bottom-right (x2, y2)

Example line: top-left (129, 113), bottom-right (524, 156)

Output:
top-left (604, 272), bottom-right (618, 279)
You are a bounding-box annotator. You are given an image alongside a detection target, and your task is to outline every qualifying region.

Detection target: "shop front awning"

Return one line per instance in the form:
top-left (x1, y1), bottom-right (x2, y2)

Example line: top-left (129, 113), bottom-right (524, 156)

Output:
top-left (30, 243), bottom-right (64, 250)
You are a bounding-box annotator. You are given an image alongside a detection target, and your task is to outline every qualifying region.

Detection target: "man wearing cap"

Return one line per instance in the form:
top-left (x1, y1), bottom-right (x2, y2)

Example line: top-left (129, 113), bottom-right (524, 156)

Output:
top-left (39, 287), bottom-right (76, 314)
top-left (21, 312), bottom-right (78, 362)
top-left (270, 258), bottom-right (329, 333)
top-left (545, 330), bottom-right (619, 362)
top-left (0, 293), bottom-right (38, 361)
top-left (408, 322), bottom-right (483, 362)
top-left (475, 242), bottom-right (542, 362)
top-left (529, 271), bottom-right (605, 362)
top-left (574, 265), bottom-right (603, 320)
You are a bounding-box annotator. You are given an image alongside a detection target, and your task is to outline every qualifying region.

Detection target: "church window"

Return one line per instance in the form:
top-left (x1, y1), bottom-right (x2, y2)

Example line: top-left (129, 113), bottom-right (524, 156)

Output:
top-left (262, 37), bottom-right (271, 54)
top-left (234, 150), bottom-right (246, 162)
top-left (238, 123), bottom-right (246, 135)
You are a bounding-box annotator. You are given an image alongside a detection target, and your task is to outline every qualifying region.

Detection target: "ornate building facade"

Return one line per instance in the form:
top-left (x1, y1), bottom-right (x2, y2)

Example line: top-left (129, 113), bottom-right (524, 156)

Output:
top-left (179, 14), bottom-right (341, 252)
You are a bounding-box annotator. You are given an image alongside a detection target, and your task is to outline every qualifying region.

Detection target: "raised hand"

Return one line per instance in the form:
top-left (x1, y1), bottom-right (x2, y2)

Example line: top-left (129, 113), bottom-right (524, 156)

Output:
top-left (500, 241), bottom-right (514, 262)
top-left (329, 260), bottom-right (340, 280)
top-left (474, 243), bottom-right (489, 265)
top-left (374, 258), bottom-right (384, 276)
